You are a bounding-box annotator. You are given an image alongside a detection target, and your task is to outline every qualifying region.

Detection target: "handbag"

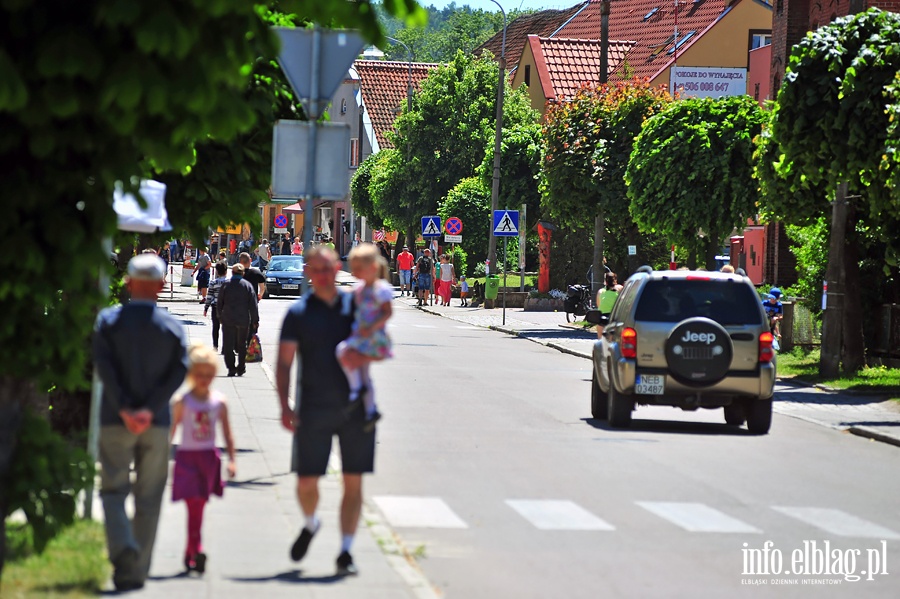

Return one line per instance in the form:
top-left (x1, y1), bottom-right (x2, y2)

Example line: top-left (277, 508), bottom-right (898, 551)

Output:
top-left (245, 334), bottom-right (263, 363)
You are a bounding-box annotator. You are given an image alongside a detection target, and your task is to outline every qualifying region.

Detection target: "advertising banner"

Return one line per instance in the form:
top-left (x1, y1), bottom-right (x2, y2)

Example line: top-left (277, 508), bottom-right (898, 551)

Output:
top-left (671, 67), bottom-right (747, 99)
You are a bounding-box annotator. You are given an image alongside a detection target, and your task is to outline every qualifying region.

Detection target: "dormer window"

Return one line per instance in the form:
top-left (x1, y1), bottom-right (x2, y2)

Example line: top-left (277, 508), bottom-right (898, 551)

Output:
top-left (667, 31), bottom-right (696, 54)
top-left (644, 7), bottom-right (660, 20)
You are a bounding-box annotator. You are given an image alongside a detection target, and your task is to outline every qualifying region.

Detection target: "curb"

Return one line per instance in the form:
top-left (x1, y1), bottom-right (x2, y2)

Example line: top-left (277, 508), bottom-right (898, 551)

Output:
top-left (848, 426), bottom-right (900, 448)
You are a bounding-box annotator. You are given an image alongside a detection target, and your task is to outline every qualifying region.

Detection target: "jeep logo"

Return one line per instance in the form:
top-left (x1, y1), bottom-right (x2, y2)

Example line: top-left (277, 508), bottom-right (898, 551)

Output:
top-left (681, 331), bottom-right (717, 344)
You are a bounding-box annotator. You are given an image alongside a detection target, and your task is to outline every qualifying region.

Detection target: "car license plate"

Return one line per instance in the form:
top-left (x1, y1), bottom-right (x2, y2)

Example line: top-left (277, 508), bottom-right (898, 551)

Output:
top-left (282, 284), bottom-right (298, 290)
top-left (635, 374), bottom-right (665, 395)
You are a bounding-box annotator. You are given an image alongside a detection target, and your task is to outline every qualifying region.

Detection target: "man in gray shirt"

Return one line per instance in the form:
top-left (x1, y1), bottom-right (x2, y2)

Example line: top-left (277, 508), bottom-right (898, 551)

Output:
top-left (93, 254), bottom-right (189, 591)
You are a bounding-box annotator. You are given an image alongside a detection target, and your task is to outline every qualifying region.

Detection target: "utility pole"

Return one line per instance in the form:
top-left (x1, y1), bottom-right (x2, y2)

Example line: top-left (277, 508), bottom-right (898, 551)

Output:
top-left (592, 0), bottom-right (611, 300)
top-left (486, 0), bottom-right (507, 273)
top-left (820, 183), bottom-right (848, 378)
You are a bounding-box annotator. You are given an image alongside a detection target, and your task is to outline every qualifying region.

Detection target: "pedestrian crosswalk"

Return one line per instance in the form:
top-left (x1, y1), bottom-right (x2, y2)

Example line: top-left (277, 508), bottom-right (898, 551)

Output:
top-left (371, 495), bottom-right (900, 539)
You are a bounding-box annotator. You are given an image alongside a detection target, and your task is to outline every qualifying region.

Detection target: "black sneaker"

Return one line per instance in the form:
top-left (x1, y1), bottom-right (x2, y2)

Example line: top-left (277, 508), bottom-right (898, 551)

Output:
top-left (113, 547), bottom-right (143, 591)
top-left (227, 370), bottom-right (236, 377)
top-left (194, 552), bottom-right (207, 574)
top-left (290, 526), bottom-right (317, 562)
top-left (336, 551), bottom-right (358, 576)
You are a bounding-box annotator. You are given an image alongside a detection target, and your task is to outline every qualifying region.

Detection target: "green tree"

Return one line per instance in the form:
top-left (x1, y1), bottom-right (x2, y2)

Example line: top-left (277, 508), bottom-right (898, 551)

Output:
top-left (542, 80), bottom-right (672, 283)
top-left (351, 151), bottom-right (387, 230)
top-left (626, 95), bottom-right (766, 269)
top-left (388, 50), bottom-right (536, 233)
top-left (754, 8), bottom-right (900, 375)
top-left (0, 0), bottom-right (424, 568)
top-left (440, 176), bottom-right (491, 260)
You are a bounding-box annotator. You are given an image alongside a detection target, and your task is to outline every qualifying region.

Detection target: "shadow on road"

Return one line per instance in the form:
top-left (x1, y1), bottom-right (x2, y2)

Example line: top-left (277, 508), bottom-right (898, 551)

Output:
top-left (229, 569), bottom-right (347, 584)
top-left (775, 384), bottom-right (894, 406)
top-left (581, 417), bottom-right (753, 436)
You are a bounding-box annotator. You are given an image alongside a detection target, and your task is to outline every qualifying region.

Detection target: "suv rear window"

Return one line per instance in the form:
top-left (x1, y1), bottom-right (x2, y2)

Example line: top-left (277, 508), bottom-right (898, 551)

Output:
top-left (633, 280), bottom-right (763, 326)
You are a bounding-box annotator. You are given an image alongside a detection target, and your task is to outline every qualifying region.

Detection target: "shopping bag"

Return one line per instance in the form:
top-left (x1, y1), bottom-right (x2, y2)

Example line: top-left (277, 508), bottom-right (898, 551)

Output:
top-left (245, 334), bottom-right (263, 363)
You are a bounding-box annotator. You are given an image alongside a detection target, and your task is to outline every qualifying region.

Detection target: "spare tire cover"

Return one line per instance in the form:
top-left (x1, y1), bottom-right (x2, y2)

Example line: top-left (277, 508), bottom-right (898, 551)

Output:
top-left (665, 317), bottom-right (733, 385)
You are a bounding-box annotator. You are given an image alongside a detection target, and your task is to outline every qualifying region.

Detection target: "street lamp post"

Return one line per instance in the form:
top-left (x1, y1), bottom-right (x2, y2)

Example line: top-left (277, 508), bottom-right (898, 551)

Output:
top-left (385, 36), bottom-right (414, 115)
top-left (486, 0), bottom-right (507, 277)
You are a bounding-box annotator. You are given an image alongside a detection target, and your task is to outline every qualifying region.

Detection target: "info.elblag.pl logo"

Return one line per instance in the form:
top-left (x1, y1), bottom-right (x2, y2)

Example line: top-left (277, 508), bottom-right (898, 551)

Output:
top-left (741, 540), bottom-right (889, 585)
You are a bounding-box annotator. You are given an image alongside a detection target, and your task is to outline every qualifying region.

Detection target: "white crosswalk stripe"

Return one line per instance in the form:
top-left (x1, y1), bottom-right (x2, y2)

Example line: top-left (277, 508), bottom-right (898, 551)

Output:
top-left (413, 324), bottom-right (437, 329)
top-left (772, 507), bottom-right (900, 540)
top-left (373, 496), bottom-right (468, 529)
top-left (637, 501), bottom-right (761, 533)
top-left (506, 500), bottom-right (615, 531)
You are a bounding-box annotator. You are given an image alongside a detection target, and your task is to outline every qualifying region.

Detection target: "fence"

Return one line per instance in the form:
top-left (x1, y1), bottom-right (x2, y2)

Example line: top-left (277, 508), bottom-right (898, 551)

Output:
top-left (782, 301), bottom-right (821, 351)
top-left (876, 304), bottom-right (900, 359)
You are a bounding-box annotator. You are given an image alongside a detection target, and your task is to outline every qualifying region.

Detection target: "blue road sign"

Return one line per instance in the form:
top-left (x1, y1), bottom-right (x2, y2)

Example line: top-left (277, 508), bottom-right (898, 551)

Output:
top-left (492, 210), bottom-right (519, 237)
top-left (274, 214), bottom-right (288, 228)
top-left (422, 216), bottom-right (442, 237)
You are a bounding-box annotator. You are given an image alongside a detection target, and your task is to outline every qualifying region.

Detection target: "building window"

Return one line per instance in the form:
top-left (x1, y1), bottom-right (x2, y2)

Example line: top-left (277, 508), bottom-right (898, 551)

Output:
top-left (751, 33), bottom-right (772, 49)
top-left (350, 138), bottom-right (360, 167)
top-left (524, 64), bottom-right (531, 86)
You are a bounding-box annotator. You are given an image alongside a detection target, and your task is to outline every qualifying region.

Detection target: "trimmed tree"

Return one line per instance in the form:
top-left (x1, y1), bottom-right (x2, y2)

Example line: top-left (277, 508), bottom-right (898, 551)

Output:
top-left (626, 95), bottom-right (767, 270)
top-left (542, 79), bottom-right (672, 289)
top-left (755, 8), bottom-right (900, 376)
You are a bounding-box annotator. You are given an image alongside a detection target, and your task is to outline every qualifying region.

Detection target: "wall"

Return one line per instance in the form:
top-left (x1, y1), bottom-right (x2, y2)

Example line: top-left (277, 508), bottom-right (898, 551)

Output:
top-left (511, 41), bottom-right (552, 114)
top-left (650, 0), bottom-right (773, 88)
top-left (748, 44), bottom-right (772, 104)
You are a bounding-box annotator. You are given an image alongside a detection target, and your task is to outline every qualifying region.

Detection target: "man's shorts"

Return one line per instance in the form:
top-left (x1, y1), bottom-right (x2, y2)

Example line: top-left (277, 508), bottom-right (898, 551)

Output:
top-left (292, 407), bottom-right (375, 476)
top-left (417, 273), bottom-right (432, 290)
top-left (399, 269), bottom-right (412, 285)
top-left (197, 269), bottom-right (210, 289)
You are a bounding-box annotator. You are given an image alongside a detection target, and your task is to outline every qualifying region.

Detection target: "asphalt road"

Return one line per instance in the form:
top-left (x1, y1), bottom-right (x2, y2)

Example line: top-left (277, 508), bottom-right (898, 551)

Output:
top-left (257, 293), bottom-right (900, 598)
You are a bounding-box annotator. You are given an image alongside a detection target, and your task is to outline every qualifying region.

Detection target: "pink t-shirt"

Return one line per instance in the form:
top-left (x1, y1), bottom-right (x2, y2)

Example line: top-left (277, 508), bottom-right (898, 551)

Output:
top-left (178, 391), bottom-right (223, 451)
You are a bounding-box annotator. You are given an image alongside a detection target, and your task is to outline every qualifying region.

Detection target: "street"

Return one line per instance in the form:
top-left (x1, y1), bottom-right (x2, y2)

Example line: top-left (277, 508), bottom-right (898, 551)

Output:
top-left (366, 298), bottom-right (900, 598)
top-left (147, 286), bottom-right (900, 598)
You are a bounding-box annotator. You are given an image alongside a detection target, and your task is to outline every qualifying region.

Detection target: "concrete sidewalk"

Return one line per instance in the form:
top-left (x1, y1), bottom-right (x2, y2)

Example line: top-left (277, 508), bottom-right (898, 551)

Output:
top-left (398, 293), bottom-right (900, 448)
top-left (134, 297), bottom-right (433, 598)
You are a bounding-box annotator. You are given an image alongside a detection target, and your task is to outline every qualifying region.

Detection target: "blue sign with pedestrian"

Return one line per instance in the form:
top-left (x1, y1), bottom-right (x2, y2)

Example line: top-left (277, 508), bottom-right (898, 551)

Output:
top-left (492, 210), bottom-right (519, 237)
top-left (422, 216), bottom-right (442, 237)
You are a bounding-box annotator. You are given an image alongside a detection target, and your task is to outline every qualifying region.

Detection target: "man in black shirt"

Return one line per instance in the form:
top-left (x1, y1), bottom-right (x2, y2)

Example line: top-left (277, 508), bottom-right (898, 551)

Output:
top-left (238, 252), bottom-right (266, 301)
top-left (276, 246), bottom-right (372, 576)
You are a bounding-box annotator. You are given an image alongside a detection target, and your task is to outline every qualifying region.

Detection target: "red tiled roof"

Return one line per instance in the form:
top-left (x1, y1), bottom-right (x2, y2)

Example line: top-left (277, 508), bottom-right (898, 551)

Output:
top-left (354, 60), bottom-right (439, 150)
top-left (555, 0), bottom-right (751, 82)
top-left (476, 4), bottom-right (589, 68)
top-left (530, 36), bottom-right (636, 101)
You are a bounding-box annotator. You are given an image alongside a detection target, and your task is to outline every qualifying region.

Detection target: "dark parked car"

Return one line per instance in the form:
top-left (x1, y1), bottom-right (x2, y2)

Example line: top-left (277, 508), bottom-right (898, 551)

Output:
top-left (264, 256), bottom-right (304, 297)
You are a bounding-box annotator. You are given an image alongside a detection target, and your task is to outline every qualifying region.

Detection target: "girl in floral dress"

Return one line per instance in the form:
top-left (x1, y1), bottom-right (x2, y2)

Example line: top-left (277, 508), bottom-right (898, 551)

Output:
top-left (336, 243), bottom-right (393, 431)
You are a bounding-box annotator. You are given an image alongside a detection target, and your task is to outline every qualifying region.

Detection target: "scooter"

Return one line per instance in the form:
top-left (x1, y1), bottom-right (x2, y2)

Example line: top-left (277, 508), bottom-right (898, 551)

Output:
top-left (564, 284), bottom-right (592, 323)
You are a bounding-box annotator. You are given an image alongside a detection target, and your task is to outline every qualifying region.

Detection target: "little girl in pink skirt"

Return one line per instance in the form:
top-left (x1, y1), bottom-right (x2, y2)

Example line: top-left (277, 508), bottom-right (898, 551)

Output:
top-left (170, 344), bottom-right (236, 573)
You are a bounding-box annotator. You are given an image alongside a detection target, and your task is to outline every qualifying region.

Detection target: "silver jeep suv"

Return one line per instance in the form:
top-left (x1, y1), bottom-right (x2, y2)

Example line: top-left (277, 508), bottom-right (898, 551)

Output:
top-left (588, 269), bottom-right (776, 434)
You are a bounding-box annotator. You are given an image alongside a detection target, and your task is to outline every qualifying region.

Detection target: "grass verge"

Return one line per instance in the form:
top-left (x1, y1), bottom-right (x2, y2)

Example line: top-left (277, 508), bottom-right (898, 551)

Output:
top-left (777, 348), bottom-right (900, 399)
top-left (3, 519), bottom-right (109, 598)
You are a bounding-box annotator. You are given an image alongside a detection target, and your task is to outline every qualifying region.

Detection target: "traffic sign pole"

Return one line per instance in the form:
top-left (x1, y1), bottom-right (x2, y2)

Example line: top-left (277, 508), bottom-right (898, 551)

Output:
top-left (300, 26), bottom-right (321, 294)
top-left (503, 235), bottom-right (508, 325)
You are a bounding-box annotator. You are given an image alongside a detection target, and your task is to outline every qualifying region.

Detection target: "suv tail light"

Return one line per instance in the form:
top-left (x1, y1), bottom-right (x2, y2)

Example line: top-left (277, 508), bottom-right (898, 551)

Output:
top-left (621, 327), bottom-right (638, 359)
top-left (759, 332), bottom-right (774, 363)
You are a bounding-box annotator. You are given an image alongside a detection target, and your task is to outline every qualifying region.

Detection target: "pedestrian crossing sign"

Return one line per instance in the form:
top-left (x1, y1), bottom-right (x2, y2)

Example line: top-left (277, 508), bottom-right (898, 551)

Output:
top-left (492, 210), bottom-right (519, 237)
top-left (422, 216), bottom-right (442, 238)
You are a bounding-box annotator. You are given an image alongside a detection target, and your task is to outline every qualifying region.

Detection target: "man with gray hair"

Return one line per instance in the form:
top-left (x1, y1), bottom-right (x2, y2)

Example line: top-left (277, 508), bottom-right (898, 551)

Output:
top-left (93, 253), bottom-right (189, 591)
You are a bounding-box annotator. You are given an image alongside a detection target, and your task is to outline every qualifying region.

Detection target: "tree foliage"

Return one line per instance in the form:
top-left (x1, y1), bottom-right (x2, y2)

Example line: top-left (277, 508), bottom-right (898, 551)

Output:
top-left (378, 2), bottom-right (528, 63)
top-left (0, 0), bottom-right (424, 395)
top-left (761, 10), bottom-right (900, 221)
top-left (440, 176), bottom-right (491, 260)
top-left (387, 50), bottom-right (537, 220)
top-left (479, 122), bottom-right (543, 229)
top-left (542, 79), bottom-right (673, 228)
top-left (627, 95), bottom-right (766, 267)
